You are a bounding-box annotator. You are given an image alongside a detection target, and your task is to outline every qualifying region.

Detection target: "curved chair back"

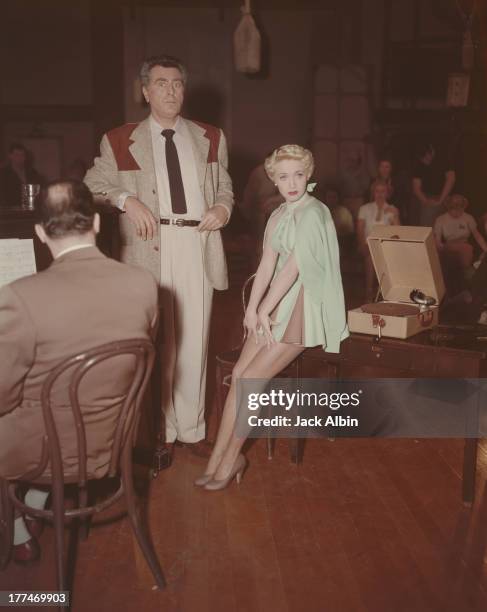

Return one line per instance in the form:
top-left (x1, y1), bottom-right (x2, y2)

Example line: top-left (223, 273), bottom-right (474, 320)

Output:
top-left (4, 338), bottom-right (165, 595)
top-left (25, 338), bottom-right (155, 486)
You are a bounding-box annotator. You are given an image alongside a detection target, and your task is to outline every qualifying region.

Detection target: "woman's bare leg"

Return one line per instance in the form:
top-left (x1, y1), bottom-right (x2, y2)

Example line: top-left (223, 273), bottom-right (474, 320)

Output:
top-left (211, 341), bottom-right (304, 480)
top-left (204, 334), bottom-right (268, 475)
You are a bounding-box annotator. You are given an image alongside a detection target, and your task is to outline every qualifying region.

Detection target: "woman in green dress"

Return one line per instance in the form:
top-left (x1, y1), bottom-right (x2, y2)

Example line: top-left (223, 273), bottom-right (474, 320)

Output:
top-left (197, 144), bottom-right (349, 490)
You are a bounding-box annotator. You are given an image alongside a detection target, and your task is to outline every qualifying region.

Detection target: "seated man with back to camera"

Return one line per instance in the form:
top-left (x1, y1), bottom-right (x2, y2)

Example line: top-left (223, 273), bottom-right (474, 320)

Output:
top-left (0, 179), bottom-right (158, 564)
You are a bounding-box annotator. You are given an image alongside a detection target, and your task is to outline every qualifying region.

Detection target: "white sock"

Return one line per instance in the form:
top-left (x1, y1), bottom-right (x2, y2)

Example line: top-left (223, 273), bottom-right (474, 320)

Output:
top-left (13, 517), bottom-right (31, 545)
top-left (14, 489), bottom-right (49, 546)
top-left (24, 488), bottom-right (49, 511)
top-left (13, 489), bottom-right (49, 545)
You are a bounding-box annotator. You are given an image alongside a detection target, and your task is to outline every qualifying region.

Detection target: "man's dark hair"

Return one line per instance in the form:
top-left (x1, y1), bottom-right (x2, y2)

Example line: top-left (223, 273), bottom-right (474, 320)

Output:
top-left (140, 54), bottom-right (188, 87)
top-left (8, 142), bottom-right (26, 154)
top-left (37, 179), bottom-right (95, 238)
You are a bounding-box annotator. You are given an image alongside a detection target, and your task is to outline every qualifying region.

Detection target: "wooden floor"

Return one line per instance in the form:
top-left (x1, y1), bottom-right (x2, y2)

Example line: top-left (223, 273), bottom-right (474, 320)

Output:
top-left (2, 235), bottom-right (487, 612)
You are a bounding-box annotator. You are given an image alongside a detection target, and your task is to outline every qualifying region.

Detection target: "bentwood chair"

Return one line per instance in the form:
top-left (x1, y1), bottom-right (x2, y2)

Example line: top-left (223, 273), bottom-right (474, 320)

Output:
top-left (215, 275), bottom-right (304, 463)
top-left (0, 339), bottom-right (165, 604)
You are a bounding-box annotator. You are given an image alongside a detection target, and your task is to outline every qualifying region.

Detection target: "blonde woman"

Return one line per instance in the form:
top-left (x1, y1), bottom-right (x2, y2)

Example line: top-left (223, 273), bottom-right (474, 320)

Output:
top-left (357, 179), bottom-right (400, 300)
top-left (196, 145), bottom-right (349, 490)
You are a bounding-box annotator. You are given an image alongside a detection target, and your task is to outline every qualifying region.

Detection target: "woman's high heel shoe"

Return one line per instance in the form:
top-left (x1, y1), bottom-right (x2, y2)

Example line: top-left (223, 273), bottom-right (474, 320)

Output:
top-left (193, 473), bottom-right (214, 487)
top-left (204, 454), bottom-right (247, 491)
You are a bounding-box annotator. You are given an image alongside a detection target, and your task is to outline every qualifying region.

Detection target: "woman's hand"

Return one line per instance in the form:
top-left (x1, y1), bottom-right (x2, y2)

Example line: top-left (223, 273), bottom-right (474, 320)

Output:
top-left (257, 309), bottom-right (276, 348)
top-left (243, 308), bottom-right (260, 343)
top-left (385, 204), bottom-right (400, 224)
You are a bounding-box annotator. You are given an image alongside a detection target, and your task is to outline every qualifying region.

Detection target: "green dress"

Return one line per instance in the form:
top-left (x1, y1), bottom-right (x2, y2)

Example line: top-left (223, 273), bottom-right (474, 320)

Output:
top-left (266, 193), bottom-right (349, 353)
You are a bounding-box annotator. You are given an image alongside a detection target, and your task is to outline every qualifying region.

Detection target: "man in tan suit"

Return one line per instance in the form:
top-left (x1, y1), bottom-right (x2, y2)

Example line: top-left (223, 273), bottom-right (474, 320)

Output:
top-left (0, 179), bottom-right (158, 563)
top-left (84, 55), bottom-right (234, 460)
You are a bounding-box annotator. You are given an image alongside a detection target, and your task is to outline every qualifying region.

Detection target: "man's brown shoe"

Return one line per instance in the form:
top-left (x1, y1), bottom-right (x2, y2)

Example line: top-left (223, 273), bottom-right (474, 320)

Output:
top-left (186, 440), bottom-right (213, 458)
top-left (12, 537), bottom-right (40, 565)
top-left (153, 441), bottom-right (176, 472)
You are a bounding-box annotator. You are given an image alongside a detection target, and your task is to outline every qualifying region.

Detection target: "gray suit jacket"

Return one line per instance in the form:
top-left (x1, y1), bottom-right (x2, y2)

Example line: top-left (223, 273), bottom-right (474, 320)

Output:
top-left (84, 116), bottom-right (234, 290)
top-left (0, 247), bottom-right (158, 479)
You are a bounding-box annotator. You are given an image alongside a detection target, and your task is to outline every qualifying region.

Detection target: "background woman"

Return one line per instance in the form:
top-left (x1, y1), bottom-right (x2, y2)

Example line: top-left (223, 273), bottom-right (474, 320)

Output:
top-left (370, 157), bottom-right (394, 202)
top-left (357, 178), bottom-right (400, 301)
top-left (195, 144), bottom-right (349, 491)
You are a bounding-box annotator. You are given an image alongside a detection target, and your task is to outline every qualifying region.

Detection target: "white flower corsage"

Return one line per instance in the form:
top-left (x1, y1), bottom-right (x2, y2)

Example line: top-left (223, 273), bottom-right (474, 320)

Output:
top-left (306, 182), bottom-right (317, 193)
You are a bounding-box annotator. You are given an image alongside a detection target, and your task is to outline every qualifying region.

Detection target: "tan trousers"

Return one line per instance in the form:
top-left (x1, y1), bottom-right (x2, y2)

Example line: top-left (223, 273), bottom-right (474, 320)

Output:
top-left (159, 225), bottom-right (213, 443)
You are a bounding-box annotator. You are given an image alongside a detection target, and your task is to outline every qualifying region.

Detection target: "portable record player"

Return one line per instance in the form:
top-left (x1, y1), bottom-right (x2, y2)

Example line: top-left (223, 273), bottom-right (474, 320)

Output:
top-left (347, 225), bottom-right (446, 339)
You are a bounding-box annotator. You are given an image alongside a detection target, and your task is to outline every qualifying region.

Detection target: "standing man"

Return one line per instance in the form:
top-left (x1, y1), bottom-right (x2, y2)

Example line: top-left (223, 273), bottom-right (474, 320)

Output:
top-left (84, 55), bottom-right (234, 462)
top-left (411, 143), bottom-right (456, 227)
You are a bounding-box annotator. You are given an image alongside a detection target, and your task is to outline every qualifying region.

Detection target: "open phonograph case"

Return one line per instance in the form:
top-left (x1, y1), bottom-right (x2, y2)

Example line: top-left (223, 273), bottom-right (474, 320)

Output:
top-left (347, 225), bottom-right (446, 339)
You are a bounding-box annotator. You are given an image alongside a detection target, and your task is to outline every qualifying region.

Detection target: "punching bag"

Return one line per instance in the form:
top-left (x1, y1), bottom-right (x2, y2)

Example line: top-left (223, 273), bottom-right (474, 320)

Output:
top-left (233, 1), bottom-right (261, 74)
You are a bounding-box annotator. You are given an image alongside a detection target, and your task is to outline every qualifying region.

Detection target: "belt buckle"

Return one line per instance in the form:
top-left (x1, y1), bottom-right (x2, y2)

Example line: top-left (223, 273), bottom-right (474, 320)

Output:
top-left (173, 218), bottom-right (185, 227)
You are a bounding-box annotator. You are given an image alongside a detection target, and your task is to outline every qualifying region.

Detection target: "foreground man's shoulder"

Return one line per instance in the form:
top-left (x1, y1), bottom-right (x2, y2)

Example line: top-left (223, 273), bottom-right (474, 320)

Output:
top-left (107, 122), bottom-right (140, 139)
top-left (105, 123), bottom-right (141, 151)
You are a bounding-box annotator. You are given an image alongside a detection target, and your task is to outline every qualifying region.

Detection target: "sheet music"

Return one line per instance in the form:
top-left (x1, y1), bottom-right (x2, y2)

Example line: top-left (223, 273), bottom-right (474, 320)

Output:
top-left (0, 239), bottom-right (37, 289)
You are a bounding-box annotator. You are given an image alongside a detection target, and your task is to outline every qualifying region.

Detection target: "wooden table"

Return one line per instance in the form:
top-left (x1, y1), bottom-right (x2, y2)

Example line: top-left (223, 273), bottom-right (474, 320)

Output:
top-left (300, 329), bottom-right (487, 505)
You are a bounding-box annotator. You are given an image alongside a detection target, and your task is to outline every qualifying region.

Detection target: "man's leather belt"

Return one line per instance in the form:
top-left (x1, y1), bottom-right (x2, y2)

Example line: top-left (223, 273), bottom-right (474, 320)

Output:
top-left (160, 217), bottom-right (200, 227)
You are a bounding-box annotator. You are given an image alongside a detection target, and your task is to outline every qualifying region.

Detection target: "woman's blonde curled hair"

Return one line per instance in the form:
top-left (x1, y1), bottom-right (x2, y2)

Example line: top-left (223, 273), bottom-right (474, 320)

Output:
top-left (370, 178), bottom-right (389, 197)
top-left (264, 144), bottom-right (314, 181)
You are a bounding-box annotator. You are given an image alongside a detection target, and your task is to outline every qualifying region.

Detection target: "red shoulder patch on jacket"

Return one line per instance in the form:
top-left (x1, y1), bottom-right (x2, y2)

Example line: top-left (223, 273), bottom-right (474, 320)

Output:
top-left (191, 120), bottom-right (221, 164)
top-left (106, 123), bottom-right (140, 171)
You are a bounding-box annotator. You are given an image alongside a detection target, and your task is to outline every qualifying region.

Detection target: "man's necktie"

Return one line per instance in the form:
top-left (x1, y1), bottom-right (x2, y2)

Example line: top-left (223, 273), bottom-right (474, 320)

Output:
top-left (162, 129), bottom-right (187, 214)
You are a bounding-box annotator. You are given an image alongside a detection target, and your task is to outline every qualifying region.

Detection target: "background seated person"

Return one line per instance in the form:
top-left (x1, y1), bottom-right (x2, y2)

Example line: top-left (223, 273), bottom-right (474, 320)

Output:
top-left (239, 160), bottom-right (279, 222)
top-left (412, 142), bottom-right (455, 228)
top-left (239, 160), bottom-right (284, 268)
top-left (434, 194), bottom-right (487, 298)
top-left (0, 142), bottom-right (43, 208)
top-left (340, 146), bottom-right (371, 221)
top-left (0, 179), bottom-right (158, 564)
top-left (370, 157), bottom-right (394, 201)
top-left (357, 179), bottom-right (400, 301)
top-left (323, 184), bottom-right (354, 253)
